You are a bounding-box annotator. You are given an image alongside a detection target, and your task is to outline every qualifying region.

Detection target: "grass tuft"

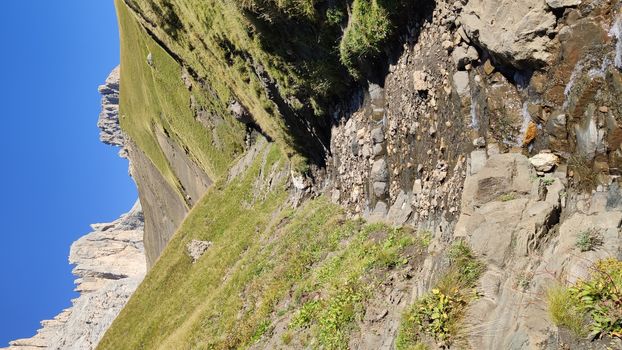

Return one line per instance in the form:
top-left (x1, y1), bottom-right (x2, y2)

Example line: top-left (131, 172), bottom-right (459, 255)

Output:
top-left (547, 286), bottom-right (588, 338)
top-left (396, 241), bottom-right (485, 349)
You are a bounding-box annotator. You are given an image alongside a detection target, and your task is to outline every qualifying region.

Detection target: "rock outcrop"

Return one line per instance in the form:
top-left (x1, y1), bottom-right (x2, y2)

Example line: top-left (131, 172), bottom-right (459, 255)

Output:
top-left (4, 203), bottom-right (145, 350)
top-left (454, 152), bottom-right (622, 349)
top-left (460, 0), bottom-right (557, 68)
top-left (97, 66), bottom-right (123, 148)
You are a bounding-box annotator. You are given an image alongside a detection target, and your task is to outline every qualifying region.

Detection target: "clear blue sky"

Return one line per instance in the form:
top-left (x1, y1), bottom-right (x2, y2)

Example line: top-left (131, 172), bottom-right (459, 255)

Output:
top-left (0, 1), bottom-right (137, 346)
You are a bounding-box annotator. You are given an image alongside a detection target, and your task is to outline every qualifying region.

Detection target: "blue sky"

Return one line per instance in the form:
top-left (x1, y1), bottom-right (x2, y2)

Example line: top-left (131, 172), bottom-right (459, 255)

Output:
top-left (0, 1), bottom-right (137, 346)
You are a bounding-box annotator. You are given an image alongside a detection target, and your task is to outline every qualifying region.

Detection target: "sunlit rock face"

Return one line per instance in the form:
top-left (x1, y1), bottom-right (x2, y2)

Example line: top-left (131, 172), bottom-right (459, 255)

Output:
top-left (2, 67), bottom-right (146, 350)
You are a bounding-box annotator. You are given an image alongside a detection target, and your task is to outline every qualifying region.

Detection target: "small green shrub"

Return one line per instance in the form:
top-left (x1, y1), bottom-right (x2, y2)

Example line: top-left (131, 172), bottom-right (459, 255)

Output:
top-left (499, 192), bottom-right (516, 202)
top-left (547, 258), bottom-right (622, 340)
top-left (281, 330), bottom-right (293, 345)
top-left (417, 231), bottom-right (433, 249)
top-left (569, 258), bottom-right (622, 338)
top-left (291, 300), bottom-right (320, 328)
top-left (575, 229), bottom-right (603, 252)
top-left (325, 7), bottom-right (345, 26)
top-left (317, 285), bottom-right (364, 349)
top-left (339, 0), bottom-right (391, 75)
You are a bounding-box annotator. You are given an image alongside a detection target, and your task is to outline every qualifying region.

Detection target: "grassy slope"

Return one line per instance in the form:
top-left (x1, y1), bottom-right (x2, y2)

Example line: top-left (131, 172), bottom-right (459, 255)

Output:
top-left (98, 136), bottom-right (425, 349)
top-left (118, 0), bottom-right (411, 165)
top-left (103, 2), bottom-right (429, 349)
top-left (117, 0), bottom-right (245, 194)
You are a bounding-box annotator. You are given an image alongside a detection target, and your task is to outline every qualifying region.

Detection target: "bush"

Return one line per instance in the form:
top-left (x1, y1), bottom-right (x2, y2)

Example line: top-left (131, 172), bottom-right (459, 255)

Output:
top-left (547, 258), bottom-right (622, 340)
top-left (569, 258), bottom-right (622, 338)
top-left (339, 0), bottom-right (391, 75)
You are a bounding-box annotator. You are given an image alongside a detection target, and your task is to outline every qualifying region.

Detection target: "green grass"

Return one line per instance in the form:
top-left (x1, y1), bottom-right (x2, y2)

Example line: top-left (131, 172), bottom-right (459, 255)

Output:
top-left (396, 242), bottom-right (485, 349)
top-left (118, 0), bottom-right (416, 167)
top-left (117, 0), bottom-right (246, 195)
top-left (499, 192), bottom-right (517, 202)
top-left (98, 140), bottom-right (426, 349)
top-left (547, 286), bottom-right (587, 338)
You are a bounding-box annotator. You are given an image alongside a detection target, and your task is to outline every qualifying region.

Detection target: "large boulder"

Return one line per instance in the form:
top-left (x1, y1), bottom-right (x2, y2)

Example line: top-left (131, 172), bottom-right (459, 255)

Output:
top-left (460, 0), bottom-right (557, 69)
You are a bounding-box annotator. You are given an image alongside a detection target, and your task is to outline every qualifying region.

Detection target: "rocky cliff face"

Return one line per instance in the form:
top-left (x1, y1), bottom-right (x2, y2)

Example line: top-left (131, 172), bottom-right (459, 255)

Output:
top-left (2, 68), bottom-right (146, 350)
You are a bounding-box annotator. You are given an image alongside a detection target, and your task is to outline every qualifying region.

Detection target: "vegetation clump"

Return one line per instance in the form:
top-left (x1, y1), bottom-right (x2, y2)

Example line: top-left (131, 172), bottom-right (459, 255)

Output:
top-left (547, 258), bottom-right (622, 340)
top-left (396, 242), bottom-right (485, 349)
top-left (339, 0), bottom-right (392, 75)
top-left (575, 229), bottom-right (603, 252)
top-left (287, 224), bottom-right (426, 349)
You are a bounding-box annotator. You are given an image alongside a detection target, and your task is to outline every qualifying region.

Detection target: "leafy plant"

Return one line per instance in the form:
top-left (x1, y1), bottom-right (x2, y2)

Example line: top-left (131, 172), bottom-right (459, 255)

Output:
top-left (417, 231), bottom-right (433, 249)
top-left (575, 229), bottom-right (603, 252)
top-left (547, 258), bottom-right (622, 340)
top-left (543, 178), bottom-right (555, 186)
top-left (569, 258), bottom-right (622, 339)
top-left (291, 300), bottom-right (320, 328)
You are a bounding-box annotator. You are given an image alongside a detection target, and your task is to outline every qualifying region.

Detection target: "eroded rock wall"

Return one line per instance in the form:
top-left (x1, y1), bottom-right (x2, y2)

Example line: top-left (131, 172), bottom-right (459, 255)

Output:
top-left (329, 0), bottom-right (622, 228)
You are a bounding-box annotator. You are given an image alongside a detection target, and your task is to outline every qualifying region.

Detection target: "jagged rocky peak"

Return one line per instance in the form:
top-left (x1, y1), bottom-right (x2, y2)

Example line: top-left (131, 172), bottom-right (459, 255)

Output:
top-left (4, 202), bottom-right (145, 350)
top-left (2, 66), bottom-right (146, 350)
top-left (97, 66), bottom-right (124, 149)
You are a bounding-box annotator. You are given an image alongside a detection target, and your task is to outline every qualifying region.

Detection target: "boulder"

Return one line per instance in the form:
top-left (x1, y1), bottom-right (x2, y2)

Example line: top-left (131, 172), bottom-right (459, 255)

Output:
top-left (460, 0), bottom-right (556, 68)
top-left (453, 71), bottom-right (470, 96)
top-left (452, 45), bottom-right (479, 69)
top-left (413, 70), bottom-right (429, 91)
top-left (186, 240), bottom-right (213, 263)
top-left (371, 159), bottom-right (389, 182)
top-left (529, 153), bottom-right (559, 172)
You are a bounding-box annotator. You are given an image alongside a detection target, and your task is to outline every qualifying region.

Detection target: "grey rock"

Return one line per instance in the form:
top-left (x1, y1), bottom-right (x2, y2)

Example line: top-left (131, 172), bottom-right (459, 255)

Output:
top-left (469, 149), bottom-right (488, 175)
top-left (546, 0), bottom-right (581, 8)
top-left (472, 137), bottom-right (486, 148)
top-left (228, 100), bottom-right (253, 125)
top-left (372, 144), bottom-right (385, 157)
top-left (460, 0), bottom-right (556, 68)
top-left (387, 191), bottom-right (413, 225)
top-left (575, 116), bottom-right (605, 161)
top-left (186, 240), bottom-right (213, 263)
top-left (453, 71), bottom-right (470, 96)
top-left (371, 127), bottom-right (385, 144)
top-left (456, 154), bottom-right (567, 348)
top-left (413, 70), bottom-right (429, 91)
top-left (373, 181), bottom-right (388, 197)
top-left (97, 66), bottom-right (125, 150)
top-left (368, 201), bottom-right (389, 222)
top-left (452, 45), bottom-right (478, 69)
top-left (371, 159), bottom-right (389, 182)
